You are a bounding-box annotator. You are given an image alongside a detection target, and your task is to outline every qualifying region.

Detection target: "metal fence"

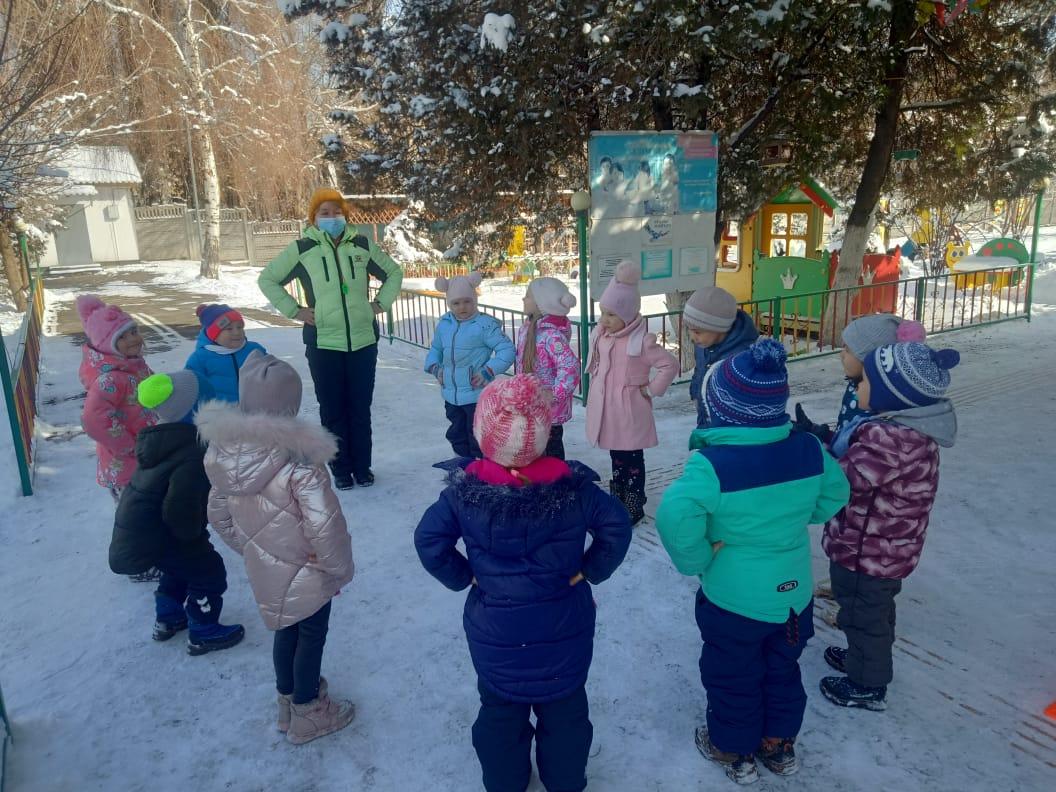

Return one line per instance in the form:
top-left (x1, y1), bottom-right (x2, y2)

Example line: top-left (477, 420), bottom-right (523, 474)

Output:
top-left (375, 263), bottom-right (1034, 399)
top-left (1, 275), bottom-right (46, 495)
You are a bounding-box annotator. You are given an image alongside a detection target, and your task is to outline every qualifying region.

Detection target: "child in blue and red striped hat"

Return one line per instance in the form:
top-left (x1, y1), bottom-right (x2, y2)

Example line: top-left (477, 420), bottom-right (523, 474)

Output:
top-left (185, 304), bottom-right (266, 403)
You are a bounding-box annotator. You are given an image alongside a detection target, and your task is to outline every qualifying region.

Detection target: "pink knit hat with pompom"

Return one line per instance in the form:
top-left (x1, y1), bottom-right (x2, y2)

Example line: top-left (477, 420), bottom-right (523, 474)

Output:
top-left (473, 374), bottom-right (553, 468)
top-left (599, 261), bottom-right (642, 324)
top-left (75, 295), bottom-right (137, 355)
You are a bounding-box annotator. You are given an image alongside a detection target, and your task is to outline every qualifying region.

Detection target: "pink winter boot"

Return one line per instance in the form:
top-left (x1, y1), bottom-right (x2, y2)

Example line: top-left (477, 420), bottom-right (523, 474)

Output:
top-left (278, 676), bottom-right (328, 733)
top-left (286, 689), bottom-right (355, 745)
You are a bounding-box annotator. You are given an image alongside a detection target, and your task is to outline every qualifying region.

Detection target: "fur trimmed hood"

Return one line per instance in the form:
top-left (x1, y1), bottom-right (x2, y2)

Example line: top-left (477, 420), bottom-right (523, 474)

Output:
top-left (445, 460), bottom-right (601, 556)
top-left (195, 400), bottom-right (336, 496)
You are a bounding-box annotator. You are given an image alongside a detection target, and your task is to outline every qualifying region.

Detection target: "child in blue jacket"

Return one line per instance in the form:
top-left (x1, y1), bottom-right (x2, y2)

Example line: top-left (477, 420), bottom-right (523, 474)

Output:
top-left (424, 273), bottom-right (515, 458)
top-left (415, 375), bottom-right (631, 792)
top-left (185, 304), bottom-right (266, 403)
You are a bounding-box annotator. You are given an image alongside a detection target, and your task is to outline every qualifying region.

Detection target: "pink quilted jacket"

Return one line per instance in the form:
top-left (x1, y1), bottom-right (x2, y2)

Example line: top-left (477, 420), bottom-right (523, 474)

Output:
top-left (79, 345), bottom-right (156, 489)
top-left (822, 421), bottom-right (940, 579)
top-left (516, 316), bottom-right (581, 425)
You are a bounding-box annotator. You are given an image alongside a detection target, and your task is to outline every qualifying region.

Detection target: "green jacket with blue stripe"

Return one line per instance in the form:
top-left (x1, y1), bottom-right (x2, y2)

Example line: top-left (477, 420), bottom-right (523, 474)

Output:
top-left (656, 423), bottom-right (850, 623)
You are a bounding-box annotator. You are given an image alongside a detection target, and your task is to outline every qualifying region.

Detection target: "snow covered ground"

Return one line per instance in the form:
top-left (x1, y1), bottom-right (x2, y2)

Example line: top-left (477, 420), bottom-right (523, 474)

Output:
top-left (1, 260), bottom-right (1055, 791)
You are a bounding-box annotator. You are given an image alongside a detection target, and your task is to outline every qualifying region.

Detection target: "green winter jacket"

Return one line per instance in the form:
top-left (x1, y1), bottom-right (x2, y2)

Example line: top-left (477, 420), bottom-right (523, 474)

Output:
top-left (258, 225), bottom-right (403, 353)
top-left (656, 423), bottom-right (850, 623)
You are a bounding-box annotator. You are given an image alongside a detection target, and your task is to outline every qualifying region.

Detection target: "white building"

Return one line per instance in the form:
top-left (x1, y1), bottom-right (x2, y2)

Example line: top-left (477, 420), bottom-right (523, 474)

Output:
top-left (42, 146), bottom-right (142, 269)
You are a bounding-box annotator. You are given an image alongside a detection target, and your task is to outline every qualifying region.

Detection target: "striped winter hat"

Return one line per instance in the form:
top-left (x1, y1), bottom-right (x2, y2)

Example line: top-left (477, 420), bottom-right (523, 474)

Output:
top-left (705, 339), bottom-right (790, 428)
top-left (473, 374), bottom-right (553, 468)
top-left (863, 342), bottom-right (960, 413)
top-left (196, 304), bottom-right (243, 342)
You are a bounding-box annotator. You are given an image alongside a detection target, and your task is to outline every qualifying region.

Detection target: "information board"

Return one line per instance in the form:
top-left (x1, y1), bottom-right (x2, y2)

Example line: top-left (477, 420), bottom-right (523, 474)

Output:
top-left (588, 131), bottom-right (718, 298)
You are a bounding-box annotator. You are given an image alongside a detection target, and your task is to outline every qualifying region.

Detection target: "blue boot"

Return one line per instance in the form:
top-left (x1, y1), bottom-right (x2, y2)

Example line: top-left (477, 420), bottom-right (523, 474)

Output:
top-left (820, 676), bottom-right (887, 711)
top-left (153, 593), bottom-right (188, 642)
top-left (187, 622), bottom-right (245, 656)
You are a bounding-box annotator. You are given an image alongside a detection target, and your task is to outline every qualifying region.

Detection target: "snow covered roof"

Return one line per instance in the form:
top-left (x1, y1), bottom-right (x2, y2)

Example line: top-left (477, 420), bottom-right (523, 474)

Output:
top-left (54, 146), bottom-right (142, 187)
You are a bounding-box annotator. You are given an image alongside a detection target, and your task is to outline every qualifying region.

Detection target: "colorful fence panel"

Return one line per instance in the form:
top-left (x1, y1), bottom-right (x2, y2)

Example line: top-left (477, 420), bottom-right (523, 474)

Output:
top-left (1, 277), bottom-right (45, 495)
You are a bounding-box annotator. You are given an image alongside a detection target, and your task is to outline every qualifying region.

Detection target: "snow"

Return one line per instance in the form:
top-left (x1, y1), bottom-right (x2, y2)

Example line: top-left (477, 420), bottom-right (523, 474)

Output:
top-left (754, 0), bottom-right (791, 24)
top-left (380, 208), bottom-right (442, 265)
top-left (480, 12), bottom-right (516, 53)
top-left (671, 83), bottom-right (703, 98)
top-left (319, 21), bottom-right (352, 43)
top-left (2, 238), bottom-right (1056, 788)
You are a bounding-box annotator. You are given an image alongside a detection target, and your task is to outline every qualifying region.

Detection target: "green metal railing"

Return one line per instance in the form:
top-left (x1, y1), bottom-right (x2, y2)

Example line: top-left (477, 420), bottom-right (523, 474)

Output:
top-left (372, 262), bottom-right (1033, 399)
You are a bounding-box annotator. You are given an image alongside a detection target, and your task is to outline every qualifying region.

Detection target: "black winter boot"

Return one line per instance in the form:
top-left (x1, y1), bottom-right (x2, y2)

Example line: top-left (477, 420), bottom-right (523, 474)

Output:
top-left (820, 676), bottom-right (887, 711)
top-left (824, 646), bottom-right (847, 673)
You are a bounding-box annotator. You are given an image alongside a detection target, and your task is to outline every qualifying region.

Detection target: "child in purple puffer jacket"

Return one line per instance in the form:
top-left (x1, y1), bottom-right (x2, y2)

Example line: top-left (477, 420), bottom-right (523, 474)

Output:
top-left (820, 341), bottom-right (959, 712)
top-left (518, 277), bottom-right (581, 459)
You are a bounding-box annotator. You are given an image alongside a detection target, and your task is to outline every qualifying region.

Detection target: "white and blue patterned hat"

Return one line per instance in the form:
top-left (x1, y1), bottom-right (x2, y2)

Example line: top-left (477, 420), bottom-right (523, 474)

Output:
top-left (864, 342), bottom-right (960, 413)
top-left (705, 339), bottom-right (790, 427)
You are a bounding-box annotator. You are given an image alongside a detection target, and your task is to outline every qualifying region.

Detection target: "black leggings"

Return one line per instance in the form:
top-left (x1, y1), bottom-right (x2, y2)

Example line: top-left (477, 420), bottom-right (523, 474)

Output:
top-left (273, 600), bottom-right (332, 704)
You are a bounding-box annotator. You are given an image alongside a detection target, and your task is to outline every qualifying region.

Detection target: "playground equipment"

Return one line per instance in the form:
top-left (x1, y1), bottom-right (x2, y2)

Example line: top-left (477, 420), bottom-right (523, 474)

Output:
top-left (950, 237), bottom-right (1030, 290)
top-left (718, 179), bottom-right (901, 331)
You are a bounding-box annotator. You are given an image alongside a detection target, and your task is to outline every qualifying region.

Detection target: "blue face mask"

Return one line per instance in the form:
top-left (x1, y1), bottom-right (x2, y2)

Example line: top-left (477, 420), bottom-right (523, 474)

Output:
top-left (316, 216), bottom-right (346, 238)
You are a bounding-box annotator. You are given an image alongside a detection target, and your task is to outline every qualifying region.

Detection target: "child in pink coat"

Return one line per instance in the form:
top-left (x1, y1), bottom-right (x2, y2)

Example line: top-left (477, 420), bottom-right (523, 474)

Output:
top-left (77, 295), bottom-right (157, 501)
top-left (585, 262), bottom-right (677, 524)
top-left (517, 277), bottom-right (581, 459)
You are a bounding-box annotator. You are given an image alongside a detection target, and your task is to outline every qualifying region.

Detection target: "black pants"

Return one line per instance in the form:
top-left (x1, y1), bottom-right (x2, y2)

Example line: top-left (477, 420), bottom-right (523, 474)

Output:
top-left (609, 449), bottom-right (645, 504)
top-left (545, 425), bottom-right (565, 460)
top-left (830, 561), bottom-right (902, 688)
top-left (155, 547), bottom-right (227, 627)
top-left (472, 679), bottom-right (591, 792)
top-left (444, 402), bottom-right (482, 458)
top-left (273, 600), bottom-right (332, 705)
top-left (305, 342), bottom-right (378, 477)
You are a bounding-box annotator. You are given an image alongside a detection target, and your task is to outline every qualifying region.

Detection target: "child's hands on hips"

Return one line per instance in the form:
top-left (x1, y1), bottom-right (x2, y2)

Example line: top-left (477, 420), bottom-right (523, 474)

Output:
top-left (569, 572), bottom-right (585, 586)
top-left (640, 385), bottom-right (652, 399)
top-left (711, 541), bottom-right (724, 555)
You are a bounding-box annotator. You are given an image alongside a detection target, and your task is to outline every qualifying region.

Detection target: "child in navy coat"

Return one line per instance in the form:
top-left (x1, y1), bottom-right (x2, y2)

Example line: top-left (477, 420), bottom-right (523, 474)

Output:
top-left (415, 375), bottom-right (632, 792)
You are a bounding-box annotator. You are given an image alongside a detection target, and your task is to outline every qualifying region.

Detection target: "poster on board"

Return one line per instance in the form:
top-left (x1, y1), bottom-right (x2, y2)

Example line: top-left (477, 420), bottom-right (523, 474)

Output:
top-left (588, 131), bottom-right (718, 298)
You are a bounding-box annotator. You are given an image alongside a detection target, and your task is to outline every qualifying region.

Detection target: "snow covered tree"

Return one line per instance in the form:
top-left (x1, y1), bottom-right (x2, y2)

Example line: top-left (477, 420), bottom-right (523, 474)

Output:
top-left (829, 0), bottom-right (1056, 298)
top-left (283, 1), bottom-right (903, 244)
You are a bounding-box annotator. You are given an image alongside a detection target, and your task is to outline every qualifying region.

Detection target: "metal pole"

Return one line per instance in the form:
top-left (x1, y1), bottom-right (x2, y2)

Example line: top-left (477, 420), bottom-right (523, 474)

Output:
top-left (185, 119), bottom-right (204, 251)
top-left (576, 208), bottom-right (590, 400)
top-left (1029, 185), bottom-right (1046, 264)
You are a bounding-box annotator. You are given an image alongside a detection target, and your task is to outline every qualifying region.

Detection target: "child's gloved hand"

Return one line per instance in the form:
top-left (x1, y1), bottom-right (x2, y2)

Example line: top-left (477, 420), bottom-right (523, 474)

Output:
top-left (792, 403), bottom-right (833, 443)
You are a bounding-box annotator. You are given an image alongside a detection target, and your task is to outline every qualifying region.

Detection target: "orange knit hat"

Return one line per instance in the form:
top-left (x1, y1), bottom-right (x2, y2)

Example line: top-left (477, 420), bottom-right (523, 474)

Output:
top-left (307, 187), bottom-right (349, 224)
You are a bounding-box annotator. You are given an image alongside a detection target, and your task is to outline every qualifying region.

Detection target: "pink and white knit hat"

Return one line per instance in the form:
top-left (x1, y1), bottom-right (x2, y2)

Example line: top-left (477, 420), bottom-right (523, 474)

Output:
top-left (75, 295), bottom-right (136, 355)
top-left (599, 261), bottom-right (642, 324)
top-left (473, 374), bottom-right (553, 468)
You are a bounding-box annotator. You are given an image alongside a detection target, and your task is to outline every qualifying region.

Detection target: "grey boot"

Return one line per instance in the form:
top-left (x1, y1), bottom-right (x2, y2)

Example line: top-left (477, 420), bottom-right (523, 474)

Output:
top-left (287, 690), bottom-right (355, 745)
top-left (278, 676), bottom-right (328, 733)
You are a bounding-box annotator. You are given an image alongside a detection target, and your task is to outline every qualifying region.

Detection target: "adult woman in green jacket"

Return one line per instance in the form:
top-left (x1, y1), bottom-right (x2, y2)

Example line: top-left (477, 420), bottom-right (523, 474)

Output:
top-left (258, 188), bottom-right (403, 489)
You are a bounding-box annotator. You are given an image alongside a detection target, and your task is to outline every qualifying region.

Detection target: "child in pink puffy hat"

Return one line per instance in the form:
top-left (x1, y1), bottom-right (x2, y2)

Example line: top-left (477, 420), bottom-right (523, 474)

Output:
top-left (76, 295), bottom-right (157, 500)
top-left (585, 262), bottom-right (678, 525)
top-left (76, 294), bottom-right (158, 581)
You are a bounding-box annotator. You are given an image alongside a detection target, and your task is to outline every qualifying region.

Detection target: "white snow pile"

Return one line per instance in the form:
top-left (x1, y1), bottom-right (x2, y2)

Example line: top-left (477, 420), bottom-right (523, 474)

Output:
top-left (442, 239), bottom-right (463, 260)
top-left (322, 133), bottom-right (343, 154)
top-left (381, 206), bottom-right (441, 265)
top-left (319, 21), bottom-right (352, 43)
top-left (480, 13), bottom-right (515, 53)
top-left (754, 0), bottom-right (791, 24)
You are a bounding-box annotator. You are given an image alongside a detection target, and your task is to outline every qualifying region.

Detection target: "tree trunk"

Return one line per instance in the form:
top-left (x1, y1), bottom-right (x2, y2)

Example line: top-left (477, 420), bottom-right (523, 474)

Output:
top-left (196, 128), bottom-right (223, 279)
top-left (0, 224), bottom-right (28, 311)
top-left (180, 5), bottom-right (223, 279)
top-left (823, 0), bottom-right (917, 345)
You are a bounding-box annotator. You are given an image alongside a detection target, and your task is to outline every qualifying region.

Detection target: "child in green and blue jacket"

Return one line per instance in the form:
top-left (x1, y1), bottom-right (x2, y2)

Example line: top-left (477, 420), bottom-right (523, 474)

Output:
top-left (656, 339), bottom-right (849, 785)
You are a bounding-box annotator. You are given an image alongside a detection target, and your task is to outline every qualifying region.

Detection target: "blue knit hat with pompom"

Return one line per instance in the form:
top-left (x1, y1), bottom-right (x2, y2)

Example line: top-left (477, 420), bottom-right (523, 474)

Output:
top-left (863, 342), bottom-right (960, 413)
top-left (705, 339), bottom-right (790, 428)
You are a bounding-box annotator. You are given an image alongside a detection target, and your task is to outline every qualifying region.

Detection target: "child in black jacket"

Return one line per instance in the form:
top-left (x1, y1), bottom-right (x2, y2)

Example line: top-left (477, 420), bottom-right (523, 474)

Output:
top-left (109, 370), bottom-right (244, 655)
